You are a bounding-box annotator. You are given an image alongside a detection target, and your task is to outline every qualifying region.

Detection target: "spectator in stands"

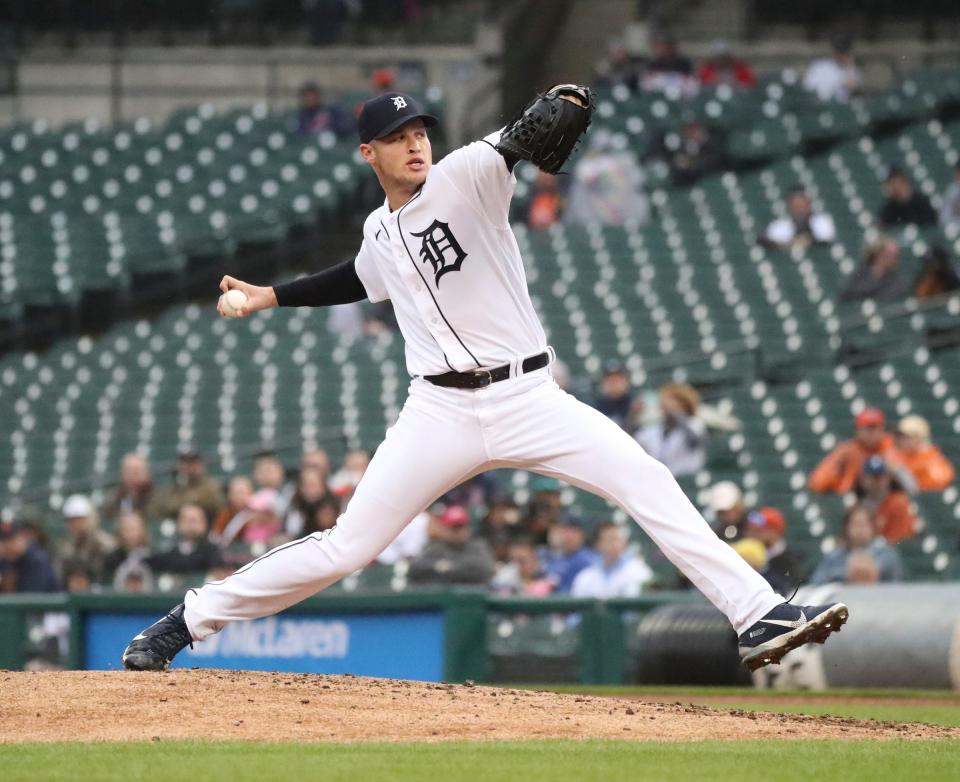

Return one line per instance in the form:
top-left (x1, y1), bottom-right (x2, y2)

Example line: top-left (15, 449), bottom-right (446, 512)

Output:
top-left (148, 450), bottom-right (225, 524)
top-left (593, 359), bottom-right (634, 430)
top-left (525, 477), bottom-right (564, 545)
top-left (115, 561), bottom-right (153, 593)
top-left (539, 516), bottom-right (598, 594)
top-left (295, 82), bottom-right (350, 138)
top-left (635, 383), bottom-right (707, 477)
top-left (914, 245), bottom-right (960, 299)
top-left (102, 512), bottom-right (152, 585)
top-left (878, 167), bottom-right (937, 229)
top-left (0, 520), bottom-right (59, 592)
top-left (809, 407), bottom-right (908, 494)
top-left (697, 40), bottom-right (756, 90)
top-left (102, 453), bottom-right (153, 523)
top-left (837, 237), bottom-right (912, 303)
top-left (408, 505), bottom-right (496, 586)
top-left (446, 473), bottom-right (497, 512)
top-left (565, 129), bottom-right (649, 226)
top-left (253, 450), bottom-right (294, 516)
top-left (571, 522), bottom-right (652, 598)
top-left (803, 36), bottom-right (862, 103)
top-left (12, 508), bottom-right (49, 552)
top-left (147, 503), bottom-right (223, 576)
top-left (527, 171), bottom-right (564, 230)
top-left (939, 162), bottom-right (960, 228)
top-left (650, 116), bottom-right (723, 187)
top-left (708, 480), bottom-right (748, 541)
top-left (55, 494), bottom-right (114, 584)
top-left (305, 495), bottom-right (342, 535)
top-left (895, 415), bottom-right (956, 491)
top-left (856, 455), bottom-right (919, 543)
top-left (371, 67), bottom-right (396, 94)
top-left (218, 489), bottom-right (283, 548)
top-left (490, 537), bottom-right (553, 596)
top-left (63, 561), bottom-right (95, 593)
top-left (330, 449), bottom-right (370, 500)
top-left (809, 503), bottom-right (903, 584)
top-left (760, 186), bottom-right (836, 250)
top-left (594, 39), bottom-right (643, 92)
top-left (211, 475), bottom-right (254, 540)
top-left (479, 496), bottom-right (524, 564)
top-left (742, 507), bottom-right (804, 594)
top-left (284, 466), bottom-right (333, 537)
top-left (301, 448), bottom-right (332, 483)
top-left (350, 68), bottom-right (402, 119)
top-left (730, 538), bottom-right (784, 593)
top-left (641, 32), bottom-right (696, 95)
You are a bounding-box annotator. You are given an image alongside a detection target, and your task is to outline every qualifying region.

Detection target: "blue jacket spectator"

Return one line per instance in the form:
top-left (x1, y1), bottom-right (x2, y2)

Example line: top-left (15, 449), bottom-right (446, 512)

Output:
top-left (296, 82), bottom-right (351, 139)
top-left (539, 517), bottom-right (598, 593)
top-left (0, 521), bottom-right (60, 592)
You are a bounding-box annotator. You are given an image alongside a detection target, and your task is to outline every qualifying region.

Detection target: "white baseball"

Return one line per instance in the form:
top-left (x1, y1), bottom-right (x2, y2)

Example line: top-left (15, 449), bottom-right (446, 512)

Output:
top-left (220, 288), bottom-right (247, 318)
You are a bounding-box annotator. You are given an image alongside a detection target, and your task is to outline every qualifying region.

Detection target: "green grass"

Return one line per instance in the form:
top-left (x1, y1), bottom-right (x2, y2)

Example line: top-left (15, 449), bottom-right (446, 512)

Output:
top-left (520, 686), bottom-right (960, 727)
top-left (685, 702), bottom-right (960, 727)
top-left (4, 740), bottom-right (960, 782)
top-left (530, 685), bottom-right (960, 700)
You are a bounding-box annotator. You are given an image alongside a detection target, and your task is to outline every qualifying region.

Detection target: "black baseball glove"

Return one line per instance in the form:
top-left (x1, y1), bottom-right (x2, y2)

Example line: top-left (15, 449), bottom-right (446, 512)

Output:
top-left (496, 83), bottom-right (594, 175)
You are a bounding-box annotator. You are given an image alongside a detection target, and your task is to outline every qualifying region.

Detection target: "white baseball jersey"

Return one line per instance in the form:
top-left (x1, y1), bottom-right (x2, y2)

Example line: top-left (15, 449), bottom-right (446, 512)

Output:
top-left (353, 130), bottom-right (547, 375)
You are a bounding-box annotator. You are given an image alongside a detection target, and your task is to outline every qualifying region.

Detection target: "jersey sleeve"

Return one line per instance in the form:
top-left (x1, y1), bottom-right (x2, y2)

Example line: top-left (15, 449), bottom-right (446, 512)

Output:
top-left (437, 129), bottom-right (516, 227)
top-left (353, 237), bottom-right (390, 303)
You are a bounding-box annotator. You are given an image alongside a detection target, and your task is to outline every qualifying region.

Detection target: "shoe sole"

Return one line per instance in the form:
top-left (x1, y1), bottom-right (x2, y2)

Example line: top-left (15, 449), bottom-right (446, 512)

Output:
top-left (121, 650), bottom-right (171, 672)
top-left (740, 603), bottom-right (849, 672)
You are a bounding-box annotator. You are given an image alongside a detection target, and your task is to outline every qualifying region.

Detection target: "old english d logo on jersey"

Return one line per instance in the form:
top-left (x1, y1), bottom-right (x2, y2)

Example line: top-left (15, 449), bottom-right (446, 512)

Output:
top-left (411, 219), bottom-right (468, 286)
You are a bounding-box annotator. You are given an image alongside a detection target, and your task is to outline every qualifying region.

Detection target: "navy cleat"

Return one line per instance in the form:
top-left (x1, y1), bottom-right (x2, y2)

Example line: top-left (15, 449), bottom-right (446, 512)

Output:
top-left (739, 602), bottom-right (849, 671)
top-left (121, 603), bottom-right (194, 671)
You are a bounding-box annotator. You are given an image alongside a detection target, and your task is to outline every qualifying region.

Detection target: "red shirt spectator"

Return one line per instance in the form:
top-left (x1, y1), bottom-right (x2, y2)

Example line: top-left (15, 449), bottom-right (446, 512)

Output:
top-left (698, 42), bottom-right (756, 89)
top-left (527, 172), bottom-right (563, 230)
top-left (699, 60), bottom-right (756, 88)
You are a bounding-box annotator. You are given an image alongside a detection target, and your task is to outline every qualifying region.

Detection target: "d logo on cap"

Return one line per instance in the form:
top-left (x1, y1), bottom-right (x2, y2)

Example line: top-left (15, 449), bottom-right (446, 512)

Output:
top-left (357, 93), bottom-right (438, 144)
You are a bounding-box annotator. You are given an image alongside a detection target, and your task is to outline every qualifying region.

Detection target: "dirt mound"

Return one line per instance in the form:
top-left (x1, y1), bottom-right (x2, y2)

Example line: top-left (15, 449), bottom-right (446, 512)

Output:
top-left (1, 671), bottom-right (956, 744)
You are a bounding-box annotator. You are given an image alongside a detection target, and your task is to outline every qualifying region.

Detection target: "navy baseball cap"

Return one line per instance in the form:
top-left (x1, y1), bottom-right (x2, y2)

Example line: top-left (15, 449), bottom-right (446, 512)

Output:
top-left (863, 455), bottom-right (888, 476)
top-left (357, 93), bottom-right (437, 144)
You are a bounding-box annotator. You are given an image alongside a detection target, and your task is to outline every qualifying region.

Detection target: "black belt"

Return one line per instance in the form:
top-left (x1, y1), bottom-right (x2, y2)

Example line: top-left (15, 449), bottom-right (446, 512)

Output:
top-left (423, 351), bottom-right (550, 389)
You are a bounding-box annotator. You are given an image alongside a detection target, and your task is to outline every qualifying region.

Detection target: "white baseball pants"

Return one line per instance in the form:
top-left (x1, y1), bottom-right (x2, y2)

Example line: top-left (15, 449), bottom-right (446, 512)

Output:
top-left (184, 369), bottom-right (781, 639)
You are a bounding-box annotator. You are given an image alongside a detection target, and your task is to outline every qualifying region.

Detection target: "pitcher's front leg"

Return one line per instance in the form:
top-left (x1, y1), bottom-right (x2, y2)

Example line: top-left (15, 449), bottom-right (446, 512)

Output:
top-left (495, 381), bottom-right (782, 633)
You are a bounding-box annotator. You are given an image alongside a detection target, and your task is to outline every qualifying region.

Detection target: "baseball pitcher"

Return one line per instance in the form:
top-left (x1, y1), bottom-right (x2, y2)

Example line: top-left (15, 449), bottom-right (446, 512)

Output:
top-left (123, 86), bottom-right (847, 674)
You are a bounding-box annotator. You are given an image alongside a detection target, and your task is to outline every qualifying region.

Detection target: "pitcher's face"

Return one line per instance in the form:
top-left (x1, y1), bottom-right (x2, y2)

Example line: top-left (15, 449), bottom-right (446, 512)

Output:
top-left (361, 119), bottom-right (432, 192)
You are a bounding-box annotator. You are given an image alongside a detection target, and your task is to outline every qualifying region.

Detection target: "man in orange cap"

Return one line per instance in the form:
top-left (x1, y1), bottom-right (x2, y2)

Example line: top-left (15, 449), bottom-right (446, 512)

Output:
top-left (808, 407), bottom-right (912, 494)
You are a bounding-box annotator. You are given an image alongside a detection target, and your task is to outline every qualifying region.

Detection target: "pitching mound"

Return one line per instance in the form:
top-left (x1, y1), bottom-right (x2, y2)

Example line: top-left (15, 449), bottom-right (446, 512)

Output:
top-left (1, 671), bottom-right (957, 744)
